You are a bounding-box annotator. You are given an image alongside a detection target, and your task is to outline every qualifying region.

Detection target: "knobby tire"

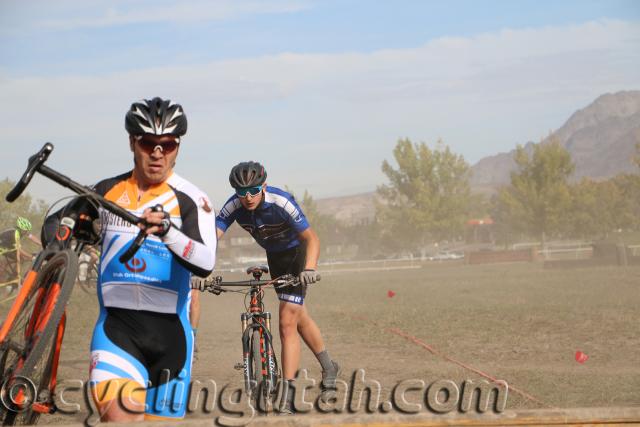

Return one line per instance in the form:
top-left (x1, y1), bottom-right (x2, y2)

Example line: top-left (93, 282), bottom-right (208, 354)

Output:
top-left (1, 250), bottom-right (77, 425)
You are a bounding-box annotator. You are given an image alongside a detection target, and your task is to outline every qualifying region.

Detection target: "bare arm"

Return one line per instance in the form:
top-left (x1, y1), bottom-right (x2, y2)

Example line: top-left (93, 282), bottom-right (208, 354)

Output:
top-left (18, 248), bottom-right (32, 260)
top-left (26, 233), bottom-right (42, 247)
top-left (216, 227), bottom-right (225, 240)
top-left (190, 290), bottom-right (200, 330)
top-left (17, 236), bottom-right (33, 260)
top-left (298, 227), bottom-right (320, 270)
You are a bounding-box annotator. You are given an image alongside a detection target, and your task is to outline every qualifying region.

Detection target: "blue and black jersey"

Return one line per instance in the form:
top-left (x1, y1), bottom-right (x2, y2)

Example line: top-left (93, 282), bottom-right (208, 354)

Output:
top-left (216, 186), bottom-right (309, 253)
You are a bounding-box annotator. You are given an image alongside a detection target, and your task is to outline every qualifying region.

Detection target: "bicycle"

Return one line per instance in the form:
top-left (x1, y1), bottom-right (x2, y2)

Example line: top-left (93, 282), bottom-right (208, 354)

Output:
top-left (0, 241), bottom-right (33, 304)
top-left (0, 143), bottom-right (166, 425)
top-left (75, 247), bottom-right (99, 295)
top-left (0, 246), bottom-right (21, 302)
top-left (192, 266), bottom-right (314, 413)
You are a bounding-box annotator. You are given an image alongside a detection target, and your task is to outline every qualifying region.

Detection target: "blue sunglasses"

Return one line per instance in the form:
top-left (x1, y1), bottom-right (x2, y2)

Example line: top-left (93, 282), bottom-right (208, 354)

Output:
top-left (236, 185), bottom-right (263, 197)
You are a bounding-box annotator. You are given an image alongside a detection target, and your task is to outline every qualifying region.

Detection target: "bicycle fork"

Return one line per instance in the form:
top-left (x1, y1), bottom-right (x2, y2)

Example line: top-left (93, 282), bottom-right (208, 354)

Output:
top-left (240, 312), bottom-right (278, 395)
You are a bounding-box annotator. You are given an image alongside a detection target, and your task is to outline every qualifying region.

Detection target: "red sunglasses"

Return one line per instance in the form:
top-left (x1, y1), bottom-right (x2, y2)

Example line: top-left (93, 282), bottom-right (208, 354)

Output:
top-left (136, 137), bottom-right (180, 155)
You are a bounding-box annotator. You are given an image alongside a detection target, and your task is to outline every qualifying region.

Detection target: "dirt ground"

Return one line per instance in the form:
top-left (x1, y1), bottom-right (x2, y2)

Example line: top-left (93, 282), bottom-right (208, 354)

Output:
top-left (2, 262), bottom-right (639, 425)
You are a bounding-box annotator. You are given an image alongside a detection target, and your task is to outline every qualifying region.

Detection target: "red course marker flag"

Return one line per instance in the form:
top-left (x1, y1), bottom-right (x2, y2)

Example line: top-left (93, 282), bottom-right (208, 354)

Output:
top-left (575, 351), bottom-right (588, 364)
top-left (387, 290), bottom-right (396, 298)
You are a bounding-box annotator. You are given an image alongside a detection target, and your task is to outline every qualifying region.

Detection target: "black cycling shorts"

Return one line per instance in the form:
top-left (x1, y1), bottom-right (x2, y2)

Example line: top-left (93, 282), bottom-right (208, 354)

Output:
top-left (267, 245), bottom-right (307, 305)
top-left (90, 307), bottom-right (193, 418)
top-left (99, 307), bottom-right (187, 386)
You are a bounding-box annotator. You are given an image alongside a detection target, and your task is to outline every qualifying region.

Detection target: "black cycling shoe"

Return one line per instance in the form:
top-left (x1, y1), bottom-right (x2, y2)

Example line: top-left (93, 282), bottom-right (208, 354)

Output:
top-left (320, 361), bottom-right (340, 403)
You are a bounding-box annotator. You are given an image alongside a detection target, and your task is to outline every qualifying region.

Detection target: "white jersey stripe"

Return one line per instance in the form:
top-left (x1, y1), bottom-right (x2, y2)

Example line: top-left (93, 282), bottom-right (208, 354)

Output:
top-left (90, 350), bottom-right (146, 385)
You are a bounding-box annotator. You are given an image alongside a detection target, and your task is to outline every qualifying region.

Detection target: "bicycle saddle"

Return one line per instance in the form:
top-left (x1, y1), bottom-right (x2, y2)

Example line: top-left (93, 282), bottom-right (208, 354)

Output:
top-left (246, 265), bottom-right (269, 278)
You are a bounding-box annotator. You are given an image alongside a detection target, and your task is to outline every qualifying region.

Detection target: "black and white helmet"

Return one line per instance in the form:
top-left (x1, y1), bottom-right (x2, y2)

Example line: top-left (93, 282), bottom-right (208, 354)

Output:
top-left (229, 161), bottom-right (267, 189)
top-left (125, 97), bottom-right (187, 136)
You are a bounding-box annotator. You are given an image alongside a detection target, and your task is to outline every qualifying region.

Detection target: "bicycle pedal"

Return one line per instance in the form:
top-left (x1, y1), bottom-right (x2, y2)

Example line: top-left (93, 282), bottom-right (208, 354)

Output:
top-left (234, 362), bottom-right (243, 370)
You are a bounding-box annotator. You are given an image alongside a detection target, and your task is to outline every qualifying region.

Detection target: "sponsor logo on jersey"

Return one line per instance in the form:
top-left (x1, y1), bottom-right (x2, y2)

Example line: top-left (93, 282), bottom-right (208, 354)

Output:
top-left (200, 197), bottom-right (212, 213)
top-left (255, 222), bottom-right (289, 240)
top-left (116, 191), bottom-right (131, 206)
top-left (125, 257), bottom-right (147, 273)
top-left (182, 240), bottom-right (195, 259)
top-left (102, 212), bottom-right (138, 229)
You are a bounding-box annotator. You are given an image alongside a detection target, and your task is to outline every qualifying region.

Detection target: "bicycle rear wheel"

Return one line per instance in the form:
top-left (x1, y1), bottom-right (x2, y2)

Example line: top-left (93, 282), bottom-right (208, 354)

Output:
top-left (0, 250), bottom-right (77, 425)
top-left (76, 260), bottom-right (98, 295)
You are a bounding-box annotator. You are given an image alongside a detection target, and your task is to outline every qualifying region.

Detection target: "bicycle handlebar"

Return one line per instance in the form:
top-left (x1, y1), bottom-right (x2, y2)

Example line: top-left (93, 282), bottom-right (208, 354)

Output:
top-left (192, 272), bottom-right (321, 295)
top-left (6, 143), bottom-right (149, 263)
top-left (192, 274), bottom-right (298, 293)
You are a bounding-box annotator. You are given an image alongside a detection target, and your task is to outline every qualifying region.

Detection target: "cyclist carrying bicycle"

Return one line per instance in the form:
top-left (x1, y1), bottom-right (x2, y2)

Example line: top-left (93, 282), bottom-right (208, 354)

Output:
top-left (216, 162), bottom-right (339, 414)
top-left (43, 97), bottom-right (217, 421)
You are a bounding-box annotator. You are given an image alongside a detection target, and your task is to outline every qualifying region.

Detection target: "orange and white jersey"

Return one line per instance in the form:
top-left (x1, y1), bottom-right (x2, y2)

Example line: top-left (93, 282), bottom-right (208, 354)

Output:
top-left (94, 171), bottom-right (216, 315)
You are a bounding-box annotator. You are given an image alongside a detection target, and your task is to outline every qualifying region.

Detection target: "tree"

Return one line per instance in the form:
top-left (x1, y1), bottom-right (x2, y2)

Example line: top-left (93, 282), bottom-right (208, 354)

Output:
top-left (376, 138), bottom-right (471, 253)
top-left (285, 187), bottom-right (341, 248)
top-left (568, 179), bottom-right (627, 239)
top-left (610, 173), bottom-right (640, 231)
top-left (492, 138), bottom-right (574, 244)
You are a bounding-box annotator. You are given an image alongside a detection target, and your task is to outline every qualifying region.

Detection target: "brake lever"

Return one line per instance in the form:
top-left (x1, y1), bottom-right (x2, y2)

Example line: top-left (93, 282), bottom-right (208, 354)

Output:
top-left (192, 275), bottom-right (223, 295)
top-left (209, 284), bottom-right (224, 295)
top-left (277, 273), bottom-right (321, 287)
top-left (273, 274), bottom-right (299, 288)
top-left (6, 143), bottom-right (53, 202)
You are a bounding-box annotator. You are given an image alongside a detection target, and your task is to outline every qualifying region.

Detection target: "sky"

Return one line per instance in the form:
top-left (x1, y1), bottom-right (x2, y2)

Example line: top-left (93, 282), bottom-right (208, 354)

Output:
top-left (1, 0), bottom-right (639, 207)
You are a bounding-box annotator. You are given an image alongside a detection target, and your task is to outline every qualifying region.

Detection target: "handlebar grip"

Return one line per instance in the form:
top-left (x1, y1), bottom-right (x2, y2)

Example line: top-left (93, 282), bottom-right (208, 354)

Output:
top-left (6, 143), bottom-right (54, 202)
top-left (190, 277), bottom-right (205, 291)
top-left (118, 229), bottom-right (147, 263)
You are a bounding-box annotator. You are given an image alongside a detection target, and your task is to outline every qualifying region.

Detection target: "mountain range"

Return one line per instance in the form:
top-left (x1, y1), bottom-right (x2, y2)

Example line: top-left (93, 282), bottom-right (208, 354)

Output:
top-left (471, 90), bottom-right (640, 191)
top-left (317, 90), bottom-right (640, 223)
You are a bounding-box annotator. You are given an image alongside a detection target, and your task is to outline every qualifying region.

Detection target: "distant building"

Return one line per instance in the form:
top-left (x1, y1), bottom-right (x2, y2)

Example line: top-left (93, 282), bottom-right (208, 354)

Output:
top-left (466, 218), bottom-right (495, 244)
top-left (216, 223), bottom-right (265, 268)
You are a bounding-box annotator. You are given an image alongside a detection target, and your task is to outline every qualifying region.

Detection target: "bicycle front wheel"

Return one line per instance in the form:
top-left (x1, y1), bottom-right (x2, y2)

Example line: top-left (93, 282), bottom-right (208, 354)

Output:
top-left (248, 327), bottom-right (280, 414)
top-left (0, 250), bottom-right (77, 424)
top-left (248, 329), bottom-right (264, 410)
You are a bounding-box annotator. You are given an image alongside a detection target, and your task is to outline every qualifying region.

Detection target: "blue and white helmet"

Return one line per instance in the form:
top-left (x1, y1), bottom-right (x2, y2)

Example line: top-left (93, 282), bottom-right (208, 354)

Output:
top-left (125, 97), bottom-right (187, 137)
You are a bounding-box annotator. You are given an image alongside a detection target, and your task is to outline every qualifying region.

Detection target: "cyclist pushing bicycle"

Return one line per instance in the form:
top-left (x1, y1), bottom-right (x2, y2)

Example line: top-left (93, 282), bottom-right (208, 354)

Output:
top-left (216, 162), bottom-right (339, 414)
top-left (42, 97), bottom-right (217, 422)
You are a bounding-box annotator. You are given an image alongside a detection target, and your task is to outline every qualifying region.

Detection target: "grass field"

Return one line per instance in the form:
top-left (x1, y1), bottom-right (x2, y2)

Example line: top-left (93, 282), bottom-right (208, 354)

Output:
top-left (2, 261), bottom-right (639, 424)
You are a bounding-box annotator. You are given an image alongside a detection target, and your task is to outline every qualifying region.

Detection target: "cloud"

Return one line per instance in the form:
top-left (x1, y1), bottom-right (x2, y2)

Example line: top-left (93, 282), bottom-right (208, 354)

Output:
top-left (0, 0), bottom-right (312, 33)
top-left (1, 19), bottom-right (639, 204)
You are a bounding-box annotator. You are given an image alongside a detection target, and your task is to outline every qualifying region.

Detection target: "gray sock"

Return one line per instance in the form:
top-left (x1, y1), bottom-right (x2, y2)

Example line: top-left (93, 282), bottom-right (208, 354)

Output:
top-left (315, 350), bottom-right (335, 373)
